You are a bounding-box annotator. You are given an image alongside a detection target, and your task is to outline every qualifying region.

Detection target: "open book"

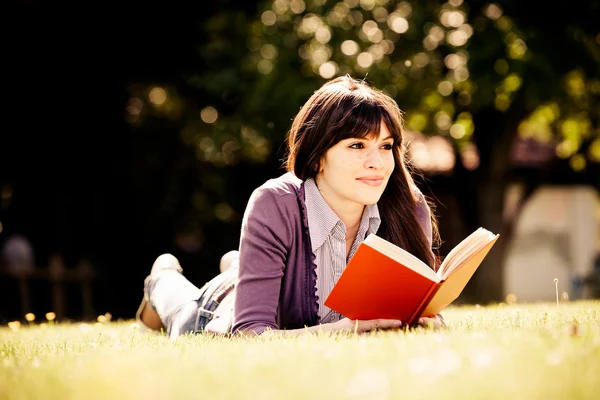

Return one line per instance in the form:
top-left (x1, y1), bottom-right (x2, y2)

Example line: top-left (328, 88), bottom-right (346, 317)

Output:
top-left (324, 227), bottom-right (500, 326)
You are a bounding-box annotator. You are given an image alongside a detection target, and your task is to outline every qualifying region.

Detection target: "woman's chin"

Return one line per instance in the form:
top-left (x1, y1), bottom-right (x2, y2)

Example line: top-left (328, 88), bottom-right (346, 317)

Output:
top-left (356, 195), bottom-right (384, 206)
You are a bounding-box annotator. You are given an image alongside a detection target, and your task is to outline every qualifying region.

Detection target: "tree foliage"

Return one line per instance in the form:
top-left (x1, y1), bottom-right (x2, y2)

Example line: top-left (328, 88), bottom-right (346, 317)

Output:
top-left (132, 0), bottom-right (598, 167)
top-left (125, 0), bottom-right (599, 264)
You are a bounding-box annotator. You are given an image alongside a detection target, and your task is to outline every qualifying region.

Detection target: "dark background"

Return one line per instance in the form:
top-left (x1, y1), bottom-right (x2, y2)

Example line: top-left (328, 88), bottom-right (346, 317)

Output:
top-left (2, 0), bottom-right (599, 323)
top-left (4, 1), bottom-right (265, 320)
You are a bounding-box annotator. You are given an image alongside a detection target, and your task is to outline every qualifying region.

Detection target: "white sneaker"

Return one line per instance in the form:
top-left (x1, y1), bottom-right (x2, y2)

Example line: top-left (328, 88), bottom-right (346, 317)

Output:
top-left (220, 250), bottom-right (239, 273)
top-left (135, 254), bottom-right (183, 331)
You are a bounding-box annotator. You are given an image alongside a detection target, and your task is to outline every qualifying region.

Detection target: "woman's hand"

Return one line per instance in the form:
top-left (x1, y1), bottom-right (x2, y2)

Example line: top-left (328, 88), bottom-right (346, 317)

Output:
top-left (259, 318), bottom-right (403, 338)
top-left (260, 315), bottom-right (443, 337)
top-left (324, 317), bottom-right (403, 334)
top-left (417, 314), bottom-right (445, 329)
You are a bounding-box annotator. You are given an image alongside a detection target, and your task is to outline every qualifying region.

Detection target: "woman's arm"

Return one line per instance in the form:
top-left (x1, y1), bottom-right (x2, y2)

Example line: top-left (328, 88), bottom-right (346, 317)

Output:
top-left (232, 187), bottom-right (291, 335)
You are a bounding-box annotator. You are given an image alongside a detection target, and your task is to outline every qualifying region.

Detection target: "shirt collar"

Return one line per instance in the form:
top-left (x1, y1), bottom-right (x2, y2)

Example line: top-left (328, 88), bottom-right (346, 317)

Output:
top-left (304, 178), bottom-right (381, 252)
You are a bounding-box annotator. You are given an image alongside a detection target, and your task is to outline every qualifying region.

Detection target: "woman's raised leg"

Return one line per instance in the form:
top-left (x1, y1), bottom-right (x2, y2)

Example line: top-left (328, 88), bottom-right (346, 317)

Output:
top-left (136, 254), bottom-right (203, 338)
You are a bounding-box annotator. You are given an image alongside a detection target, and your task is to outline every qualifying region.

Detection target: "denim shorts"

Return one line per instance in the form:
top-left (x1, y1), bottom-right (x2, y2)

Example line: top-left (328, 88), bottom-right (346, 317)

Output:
top-left (193, 266), bottom-right (237, 333)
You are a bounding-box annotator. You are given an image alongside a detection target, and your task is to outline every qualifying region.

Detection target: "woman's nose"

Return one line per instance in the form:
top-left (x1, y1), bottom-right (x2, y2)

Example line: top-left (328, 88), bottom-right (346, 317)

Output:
top-left (365, 148), bottom-right (384, 169)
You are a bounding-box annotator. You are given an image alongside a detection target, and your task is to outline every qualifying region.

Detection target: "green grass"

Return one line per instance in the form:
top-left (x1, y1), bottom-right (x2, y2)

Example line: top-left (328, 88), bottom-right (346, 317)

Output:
top-left (1, 301), bottom-right (600, 400)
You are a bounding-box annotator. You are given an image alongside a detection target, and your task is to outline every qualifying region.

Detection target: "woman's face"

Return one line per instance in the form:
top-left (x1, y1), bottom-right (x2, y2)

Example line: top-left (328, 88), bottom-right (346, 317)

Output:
top-left (316, 123), bottom-right (395, 215)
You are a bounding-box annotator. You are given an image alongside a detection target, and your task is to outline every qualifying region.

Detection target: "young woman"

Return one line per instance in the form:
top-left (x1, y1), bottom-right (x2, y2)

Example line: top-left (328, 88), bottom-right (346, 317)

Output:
top-left (136, 75), bottom-right (443, 339)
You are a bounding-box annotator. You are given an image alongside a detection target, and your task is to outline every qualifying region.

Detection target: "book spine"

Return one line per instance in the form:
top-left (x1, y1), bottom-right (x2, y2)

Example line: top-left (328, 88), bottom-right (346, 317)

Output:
top-left (406, 283), bottom-right (442, 326)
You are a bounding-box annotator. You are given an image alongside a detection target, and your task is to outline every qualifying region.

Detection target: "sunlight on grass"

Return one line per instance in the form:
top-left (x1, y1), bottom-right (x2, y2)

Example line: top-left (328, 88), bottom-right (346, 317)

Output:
top-left (1, 301), bottom-right (599, 399)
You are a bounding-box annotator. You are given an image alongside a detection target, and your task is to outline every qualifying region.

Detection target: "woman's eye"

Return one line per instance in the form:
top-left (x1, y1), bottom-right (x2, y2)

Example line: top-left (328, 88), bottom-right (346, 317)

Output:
top-left (381, 143), bottom-right (394, 150)
top-left (349, 143), bottom-right (364, 149)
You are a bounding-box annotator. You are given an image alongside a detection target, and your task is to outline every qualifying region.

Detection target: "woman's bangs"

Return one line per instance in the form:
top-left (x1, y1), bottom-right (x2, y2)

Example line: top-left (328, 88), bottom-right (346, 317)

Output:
top-left (334, 101), bottom-right (401, 144)
top-left (334, 102), bottom-right (380, 141)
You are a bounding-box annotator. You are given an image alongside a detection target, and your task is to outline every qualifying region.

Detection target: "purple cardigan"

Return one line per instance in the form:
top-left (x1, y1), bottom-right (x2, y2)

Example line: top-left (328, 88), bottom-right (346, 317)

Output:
top-left (231, 172), bottom-right (433, 335)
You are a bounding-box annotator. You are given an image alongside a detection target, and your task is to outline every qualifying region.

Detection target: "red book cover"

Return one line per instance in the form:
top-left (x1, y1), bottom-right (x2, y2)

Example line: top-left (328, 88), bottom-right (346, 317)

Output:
top-left (324, 229), bottom-right (499, 325)
top-left (324, 244), bottom-right (439, 324)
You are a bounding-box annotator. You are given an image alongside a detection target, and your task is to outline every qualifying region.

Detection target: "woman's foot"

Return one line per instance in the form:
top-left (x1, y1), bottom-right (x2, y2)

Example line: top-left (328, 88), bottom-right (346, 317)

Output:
top-left (220, 250), bottom-right (239, 273)
top-left (136, 254), bottom-right (183, 331)
top-left (136, 298), bottom-right (164, 331)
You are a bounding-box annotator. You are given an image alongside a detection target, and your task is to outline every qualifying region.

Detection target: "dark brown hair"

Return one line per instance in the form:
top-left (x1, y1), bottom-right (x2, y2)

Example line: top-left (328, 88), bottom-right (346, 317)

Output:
top-left (285, 75), bottom-right (439, 269)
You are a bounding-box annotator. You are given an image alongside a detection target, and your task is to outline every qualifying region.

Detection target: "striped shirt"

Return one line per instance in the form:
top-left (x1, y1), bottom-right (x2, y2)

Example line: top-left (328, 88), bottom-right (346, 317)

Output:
top-left (304, 178), bottom-right (381, 323)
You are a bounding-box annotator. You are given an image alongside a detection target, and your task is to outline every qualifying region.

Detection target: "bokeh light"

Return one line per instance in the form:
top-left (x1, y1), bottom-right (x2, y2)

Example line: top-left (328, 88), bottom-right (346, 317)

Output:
top-left (319, 61), bottom-right (338, 78)
top-left (461, 142), bottom-right (480, 170)
top-left (260, 44), bottom-right (278, 60)
top-left (450, 124), bottom-right (466, 139)
top-left (589, 139), bottom-right (600, 162)
top-left (290, 0), bottom-right (306, 14)
top-left (200, 106), bottom-right (219, 124)
top-left (484, 3), bottom-right (503, 20)
top-left (261, 10), bottom-right (277, 26)
top-left (435, 111), bottom-right (453, 130)
top-left (438, 81), bottom-right (454, 96)
top-left (315, 26), bottom-right (332, 43)
top-left (148, 87), bottom-right (167, 105)
top-left (494, 59), bottom-right (509, 75)
top-left (341, 40), bottom-right (360, 56)
top-left (388, 14), bottom-right (409, 34)
top-left (126, 97), bottom-right (143, 115)
top-left (257, 59), bottom-right (274, 74)
top-left (357, 52), bottom-right (374, 68)
top-left (405, 131), bottom-right (456, 174)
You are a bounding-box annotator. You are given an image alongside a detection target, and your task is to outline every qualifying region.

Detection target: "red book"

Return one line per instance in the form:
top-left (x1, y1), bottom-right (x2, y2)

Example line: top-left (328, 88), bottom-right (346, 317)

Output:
top-left (324, 228), bottom-right (500, 326)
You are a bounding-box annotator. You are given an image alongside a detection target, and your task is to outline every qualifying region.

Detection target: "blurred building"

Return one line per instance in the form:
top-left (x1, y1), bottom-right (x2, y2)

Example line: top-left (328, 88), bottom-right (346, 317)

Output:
top-left (503, 135), bottom-right (600, 301)
top-left (503, 185), bottom-right (599, 301)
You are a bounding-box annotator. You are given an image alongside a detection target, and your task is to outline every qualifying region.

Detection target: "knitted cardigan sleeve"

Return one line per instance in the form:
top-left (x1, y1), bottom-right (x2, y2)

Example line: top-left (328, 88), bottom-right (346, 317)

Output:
top-left (231, 185), bottom-right (293, 335)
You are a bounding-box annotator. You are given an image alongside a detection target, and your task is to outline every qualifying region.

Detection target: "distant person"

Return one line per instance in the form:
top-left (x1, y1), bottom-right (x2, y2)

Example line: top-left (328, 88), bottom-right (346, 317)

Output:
top-left (1, 234), bottom-right (35, 275)
top-left (136, 75), bottom-right (444, 339)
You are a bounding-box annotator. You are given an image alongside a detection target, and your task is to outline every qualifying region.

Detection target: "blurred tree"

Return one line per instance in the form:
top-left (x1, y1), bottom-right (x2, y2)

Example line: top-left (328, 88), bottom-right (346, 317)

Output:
top-left (127, 0), bottom-right (599, 302)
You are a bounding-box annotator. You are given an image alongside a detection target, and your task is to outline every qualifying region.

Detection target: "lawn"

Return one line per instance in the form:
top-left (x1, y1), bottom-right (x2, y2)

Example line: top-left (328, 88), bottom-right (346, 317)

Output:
top-left (1, 301), bottom-right (599, 400)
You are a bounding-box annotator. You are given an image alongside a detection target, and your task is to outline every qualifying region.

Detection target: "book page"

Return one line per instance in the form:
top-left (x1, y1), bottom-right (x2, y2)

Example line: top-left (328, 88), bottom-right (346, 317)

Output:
top-left (423, 235), bottom-right (499, 316)
top-left (364, 234), bottom-right (440, 283)
top-left (438, 228), bottom-right (498, 280)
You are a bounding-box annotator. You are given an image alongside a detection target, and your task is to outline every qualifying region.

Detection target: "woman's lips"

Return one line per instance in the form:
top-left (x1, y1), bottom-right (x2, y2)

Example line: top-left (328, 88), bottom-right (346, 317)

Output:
top-left (356, 177), bottom-right (384, 186)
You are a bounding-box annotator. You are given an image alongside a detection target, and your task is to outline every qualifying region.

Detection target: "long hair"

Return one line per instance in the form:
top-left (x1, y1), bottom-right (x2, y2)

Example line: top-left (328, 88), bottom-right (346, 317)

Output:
top-left (284, 75), bottom-right (439, 269)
